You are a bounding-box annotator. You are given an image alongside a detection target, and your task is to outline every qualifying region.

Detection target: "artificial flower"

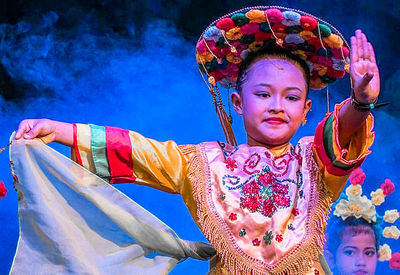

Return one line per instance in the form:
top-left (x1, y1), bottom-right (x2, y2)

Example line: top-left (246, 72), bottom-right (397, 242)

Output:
top-left (265, 8), bottom-right (283, 24)
top-left (389, 252), bottom-right (400, 270)
top-left (323, 34), bottom-right (343, 49)
top-left (225, 27), bottom-right (243, 40)
top-left (332, 58), bottom-right (346, 71)
top-left (300, 15), bottom-right (317, 31)
top-left (0, 181), bottom-right (7, 198)
top-left (254, 32), bottom-right (273, 42)
top-left (331, 46), bottom-right (350, 59)
top-left (334, 196), bottom-right (376, 223)
top-left (313, 23), bottom-right (331, 37)
top-left (384, 210), bottom-right (399, 223)
top-left (271, 23), bottom-right (287, 33)
top-left (204, 26), bottom-right (223, 42)
top-left (231, 13), bottom-right (249, 27)
top-left (248, 41), bottom-right (264, 51)
top-left (219, 77), bottom-right (236, 88)
top-left (292, 50), bottom-right (307, 61)
top-left (299, 30), bottom-right (316, 40)
top-left (285, 34), bottom-right (304, 44)
top-left (240, 49), bottom-right (251, 60)
top-left (240, 34), bottom-right (255, 45)
top-left (349, 167), bottom-right (366, 185)
top-left (327, 68), bottom-right (345, 79)
top-left (196, 52), bottom-right (214, 63)
top-left (383, 226), bottom-right (400, 240)
top-left (240, 23), bottom-right (260, 35)
top-left (225, 53), bottom-right (242, 64)
top-left (378, 244), bottom-right (392, 261)
top-left (216, 17), bottom-right (235, 31)
top-left (345, 184), bottom-right (363, 199)
top-left (371, 188), bottom-right (385, 206)
top-left (381, 179), bottom-right (395, 196)
top-left (246, 9), bottom-right (266, 23)
top-left (281, 11), bottom-right (301, 26)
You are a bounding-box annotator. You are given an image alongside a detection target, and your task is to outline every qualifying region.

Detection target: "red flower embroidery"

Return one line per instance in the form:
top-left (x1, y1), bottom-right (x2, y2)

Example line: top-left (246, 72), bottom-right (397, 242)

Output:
top-left (242, 181), bottom-right (260, 195)
top-left (292, 208), bottom-right (300, 216)
top-left (273, 193), bottom-right (290, 207)
top-left (349, 167), bottom-right (366, 185)
top-left (225, 158), bottom-right (237, 171)
top-left (0, 181), bottom-right (7, 199)
top-left (252, 238), bottom-right (261, 246)
top-left (240, 196), bottom-right (262, 212)
top-left (259, 172), bottom-right (273, 186)
top-left (381, 179), bottom-right (395, 196)
top-left (262, 199), bottom-right (276, 217)
top-left (272, 183), bottom-right (288, 194)
top-left (229, 213), bottom-right (237, 221)
top-left (314, 269), bottom-right (320, 275)
top-left (390, 252), bottom-right (400, 270)
top-left (275, 234), bottom-right (283, 243)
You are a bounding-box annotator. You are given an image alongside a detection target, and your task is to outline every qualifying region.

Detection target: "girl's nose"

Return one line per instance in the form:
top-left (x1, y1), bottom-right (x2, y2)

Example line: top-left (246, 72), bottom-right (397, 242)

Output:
top-left (268, 96), bottom-right (284, 113)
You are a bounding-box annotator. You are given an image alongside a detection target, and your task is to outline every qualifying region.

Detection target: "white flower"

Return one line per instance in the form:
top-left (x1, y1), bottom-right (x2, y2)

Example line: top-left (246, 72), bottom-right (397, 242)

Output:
top-left (383, 226), bottom-right (400, 240)
top-left (383, 210), bottom-right (399, 223)
top-left (333, 196), bottom-right (376, 223)
top-left (345, 184), bottom-right (362, 199)
top-left (378, 244), bottom-right (392, 261)
top-left (370, 188), bottom-right (385, 206)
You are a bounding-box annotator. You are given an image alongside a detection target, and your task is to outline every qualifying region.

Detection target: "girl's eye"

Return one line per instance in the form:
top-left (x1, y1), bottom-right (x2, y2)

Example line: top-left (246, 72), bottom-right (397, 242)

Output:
top-left (365, 250), bottom-right (376, 257)
top-left (255, 92), bottom-right (270, 98)
top-left (343, 249), bottom-right (355, 256)
top-left (286, 95), bottom-right (300, 101)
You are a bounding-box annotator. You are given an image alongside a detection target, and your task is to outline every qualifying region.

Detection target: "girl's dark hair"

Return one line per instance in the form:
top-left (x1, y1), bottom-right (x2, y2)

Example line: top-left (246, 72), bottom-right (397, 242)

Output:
top-left (236, 45), bottom-right (311, 93)
top-left (326, 217), bottom-right (381, 254)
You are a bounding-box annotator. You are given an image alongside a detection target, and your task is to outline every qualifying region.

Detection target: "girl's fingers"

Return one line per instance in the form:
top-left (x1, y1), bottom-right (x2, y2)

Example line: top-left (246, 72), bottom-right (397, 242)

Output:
top-left (350, 36), bottom-right (358, 63)
top-left (361, 32), bottom-right (369, 61)
top-left (15, 121), bottom-right (31, 139)
top-left (368, 42), bottom-right (377, 64)
top-left (356, 30), bottom-right (364, 60)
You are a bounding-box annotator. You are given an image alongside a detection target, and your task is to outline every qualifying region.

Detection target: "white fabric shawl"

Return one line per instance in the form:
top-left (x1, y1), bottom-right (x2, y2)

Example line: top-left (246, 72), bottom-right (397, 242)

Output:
top-left (9, 138), bottom-right (212, 275)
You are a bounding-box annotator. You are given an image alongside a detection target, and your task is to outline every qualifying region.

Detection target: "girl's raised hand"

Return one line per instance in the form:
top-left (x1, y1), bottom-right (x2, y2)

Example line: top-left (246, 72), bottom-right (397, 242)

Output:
top-left (15, 119), bottom-right (73, 146)
top-left (350, 29), bottom-right (380, 103)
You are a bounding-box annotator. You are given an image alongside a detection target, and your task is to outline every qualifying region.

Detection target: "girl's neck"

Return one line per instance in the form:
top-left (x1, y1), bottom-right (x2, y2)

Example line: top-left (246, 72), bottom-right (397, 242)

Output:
top-left (247, 138), bottom-right (291, 157)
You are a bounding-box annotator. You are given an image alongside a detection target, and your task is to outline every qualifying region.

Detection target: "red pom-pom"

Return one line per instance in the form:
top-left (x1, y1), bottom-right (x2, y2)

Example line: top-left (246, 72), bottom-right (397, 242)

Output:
top-left (389, 252), bottom-right (400, 270)
top-left (349, 168), bottom-right (366, 185)
top-left (254, 32), bottom-right (273, 42)
top-left (275, 234), bottom-right (283, 242)
top-left (0, 181), bottom-right (8, 199)
top-left (209, 70), bottom-right (224, 82)
top-left (381, 179), bottom-right (395, 196)
top-left (216, 18), bottom-right (235, 31)
top-left (300, 15), bottom-right (318, 31)
top-left (327, 67), bottom-right (346, 79)
top-left (332, 46), bottom-right (350, 59)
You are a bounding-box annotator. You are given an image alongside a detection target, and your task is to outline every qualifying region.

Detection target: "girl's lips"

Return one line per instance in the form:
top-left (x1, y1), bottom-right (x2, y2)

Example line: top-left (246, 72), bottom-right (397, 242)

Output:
top-left (265, 117), bottom-right (286, 125)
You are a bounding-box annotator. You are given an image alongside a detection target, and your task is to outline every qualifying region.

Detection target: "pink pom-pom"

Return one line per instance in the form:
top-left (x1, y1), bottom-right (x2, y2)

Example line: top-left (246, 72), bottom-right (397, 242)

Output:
top-left (381, 179), bottom-right (395, 196)
top-left (390, 252), bottom-right (400, 270)
top-left (349, 167), bottom-right (366, 185)
top-left (0, 181), bottom-right (7, 198)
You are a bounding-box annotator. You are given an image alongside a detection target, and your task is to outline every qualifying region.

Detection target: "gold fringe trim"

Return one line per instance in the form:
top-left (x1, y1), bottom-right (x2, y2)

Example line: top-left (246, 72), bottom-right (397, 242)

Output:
top-left (185, 142), bottom-right (333, 275)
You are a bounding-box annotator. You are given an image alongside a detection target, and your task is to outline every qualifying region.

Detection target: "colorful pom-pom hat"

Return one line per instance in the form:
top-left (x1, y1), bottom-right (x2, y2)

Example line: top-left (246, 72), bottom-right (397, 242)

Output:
top-left (196, 6), bottom-right (351, 145)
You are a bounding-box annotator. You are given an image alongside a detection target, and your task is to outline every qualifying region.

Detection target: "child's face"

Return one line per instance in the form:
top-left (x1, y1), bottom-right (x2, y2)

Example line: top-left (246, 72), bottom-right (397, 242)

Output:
top-left (334, 231), bottom-right (378, 275)
top-left (232, 58), bottom-right (311, 147)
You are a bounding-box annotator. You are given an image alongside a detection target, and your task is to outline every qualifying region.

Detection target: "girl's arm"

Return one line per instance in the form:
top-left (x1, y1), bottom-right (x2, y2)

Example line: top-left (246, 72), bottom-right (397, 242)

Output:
top-left (15, 119), bottom-right (73, 146)
top-left (338, 29), bottom-right (380, 148)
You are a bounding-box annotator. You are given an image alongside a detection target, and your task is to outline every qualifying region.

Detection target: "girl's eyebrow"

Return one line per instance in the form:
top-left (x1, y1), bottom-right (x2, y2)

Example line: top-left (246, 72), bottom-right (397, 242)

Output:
top-left (342, 246), bottom-right (358, 250)
top-left (254, 83), bottom-right (303, 93)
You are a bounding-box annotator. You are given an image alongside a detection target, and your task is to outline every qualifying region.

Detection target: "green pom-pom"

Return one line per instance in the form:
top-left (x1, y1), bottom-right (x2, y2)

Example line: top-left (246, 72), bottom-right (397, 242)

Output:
top-left (313, 23), bottom-right (332, 38)
top-left (320, 74), bottom-right (336, 84)
top-left (216, 37), bottom-right (228, 47)
top-left (259, 22), bottom-right (272, 33)
top-left (231, 13), bottom-right (249, 26)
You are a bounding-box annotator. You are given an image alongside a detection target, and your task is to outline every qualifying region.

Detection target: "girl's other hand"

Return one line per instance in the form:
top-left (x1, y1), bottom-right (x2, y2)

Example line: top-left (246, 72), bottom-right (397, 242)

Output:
top-left (15, 119), bottom-right (73, 146)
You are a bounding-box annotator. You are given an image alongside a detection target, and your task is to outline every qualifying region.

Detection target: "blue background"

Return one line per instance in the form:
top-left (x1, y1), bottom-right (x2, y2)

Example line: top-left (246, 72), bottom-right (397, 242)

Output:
top-left (0, 0), bottom-right (399, 274)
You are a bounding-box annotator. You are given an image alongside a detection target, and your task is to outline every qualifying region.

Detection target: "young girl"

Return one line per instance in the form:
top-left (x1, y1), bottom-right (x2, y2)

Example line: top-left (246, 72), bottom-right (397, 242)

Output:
top-left (15, 6), bottom-right (379, 274)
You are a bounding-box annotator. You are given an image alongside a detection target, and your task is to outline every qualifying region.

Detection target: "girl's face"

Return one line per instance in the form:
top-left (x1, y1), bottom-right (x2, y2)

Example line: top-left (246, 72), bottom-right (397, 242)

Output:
top-left (334, 231), bottom-right (378, 275)
top-left (232, 58), bottom-right (311, 147)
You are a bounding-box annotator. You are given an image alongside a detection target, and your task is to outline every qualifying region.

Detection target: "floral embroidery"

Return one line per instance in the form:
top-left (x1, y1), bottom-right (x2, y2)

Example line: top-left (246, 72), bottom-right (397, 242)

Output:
top-left (240, 169), bottom-right (291, 217)
top-left (288, 224), bottom-right (295, 230)
top-left (252, 238), bottom-right (261, 246)
top-left (292, 208), bottom-right (299, 216)
top-left (263, 231), bottom-right (273, 245)
top-left (220, 193), bottom-right (226, 200)
top-left (243, 152), bottom-right (261, 175)
top-left (275, 234), bottom-right (283, 243)
top-left (217, 141), bottom-right (238, 159)
top-left (229, 213), bottom-right (237, 221)
top-left (222, 175), bottom-right (241, 190)
top-left (299, 190), bottom-right (304, 199)
top-left (225, 158), bottom-right (237, 171)
top-left (239, 228), bottom-right (246, 237)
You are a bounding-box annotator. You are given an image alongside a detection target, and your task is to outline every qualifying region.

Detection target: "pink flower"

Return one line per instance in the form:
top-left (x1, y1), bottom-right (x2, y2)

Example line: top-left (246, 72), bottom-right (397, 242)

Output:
top-left (292, 208), bottom-right (300, 216)
top-left (265, 8), bottom-right (284, 24)
top-left (275, 234), bottom-right (283, 242)
top-left (259, 173), bottom-right (273, 186)
top-left (242, 181), bottom-right (260, 195)
top-left (240, 196), bottom-right (262, 212)
top-left (225, 158), bottom-right (237, 171)
top-left (381, 179), bottom-right (395, 196)
top-left (390, 252), bottom-right (400, 270)
top-left (0, 181), bottom-right (7, 198)
top-left (273, 193), bottom-right (290, 207)
top-left (240, 23), bottom-right (260, 35)
top-left (229, 213), bottom-right (237, 221)
top-left (262, 199), bottom-right (277, 217)
top-left (349, 167), bottom-right (366, 185)
top-left (252, 238), bottom-right (261, 246)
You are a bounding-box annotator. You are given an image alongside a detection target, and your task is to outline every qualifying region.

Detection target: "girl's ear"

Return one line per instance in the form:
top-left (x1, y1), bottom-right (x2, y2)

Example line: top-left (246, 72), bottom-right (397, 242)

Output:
top-left (303, 99), bottom-right (312, 118)
top-left (323, 249), bottom-right (335, 270)
top-left (231, 91), bottom-right (243, 115)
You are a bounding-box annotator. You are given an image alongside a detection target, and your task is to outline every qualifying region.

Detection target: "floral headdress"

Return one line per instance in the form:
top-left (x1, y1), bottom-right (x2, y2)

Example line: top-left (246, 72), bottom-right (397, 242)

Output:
top-left (196, 6), bottom-right (350, 145)
top-left (333, 167), bottom-right (400, 269)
